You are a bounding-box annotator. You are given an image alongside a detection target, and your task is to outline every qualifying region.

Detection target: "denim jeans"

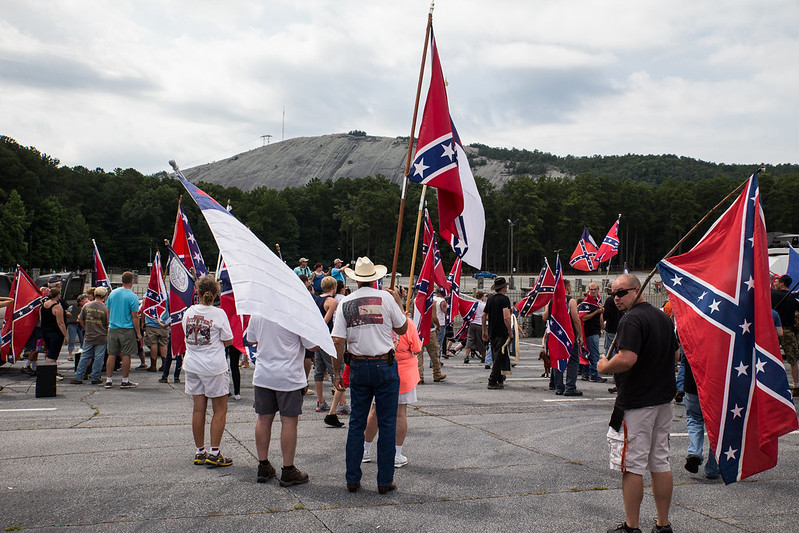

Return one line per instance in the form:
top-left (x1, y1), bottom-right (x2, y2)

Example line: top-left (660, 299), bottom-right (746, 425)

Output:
top-left (67, 324), bottom-right (84, 352)
top-left (484, 345), bottom-right (493, 366)
top-left (585, 334), bottom-right (600, 379)
top-left (676, 349), bottom-right (686, 392)
top-left (684, 392), bottom-right (720, 477)
top-left (437, 328), bottom-right (448, 357)
top-left (75, 343), bottom-right (107, 382)
top-left (604, 331), bottom-right (617, 359)
top-left (346, 357), bottom-right (399, 487)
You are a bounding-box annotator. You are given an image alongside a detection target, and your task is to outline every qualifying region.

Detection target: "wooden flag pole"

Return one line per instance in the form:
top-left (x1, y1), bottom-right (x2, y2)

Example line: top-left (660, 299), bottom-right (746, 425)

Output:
top-left (404, 191), bottom-right (427, 312)
top-left (389, 1), bottom-right (434, 290)
top-left (603, 169), bottom-right (761, 358)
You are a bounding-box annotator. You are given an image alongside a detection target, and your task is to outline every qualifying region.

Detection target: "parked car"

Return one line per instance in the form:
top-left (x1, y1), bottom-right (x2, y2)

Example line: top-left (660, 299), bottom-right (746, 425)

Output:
top-left (472, 270), bottom-right (497, 279)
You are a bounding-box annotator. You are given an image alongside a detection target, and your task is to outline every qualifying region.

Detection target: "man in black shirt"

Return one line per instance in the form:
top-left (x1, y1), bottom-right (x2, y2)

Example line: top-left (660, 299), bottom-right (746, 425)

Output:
top-left (598, 274), bottom-right (679, 533)
top-left (603, 286), bottom-right (622, 358)
top-left (771, 274), bottom-right (798, 392)
top-left (482, 277), bottom-right (513, 390)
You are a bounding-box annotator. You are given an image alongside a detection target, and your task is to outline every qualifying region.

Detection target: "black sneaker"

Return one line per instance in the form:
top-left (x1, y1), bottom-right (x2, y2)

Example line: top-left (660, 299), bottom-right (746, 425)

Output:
top-left (563, 390), bottom-right (583, 397)
top-left (463, 358), bottom-right (470, 364)
top-left (104, 381), bottom-right (113, 389)
top-left (158, 377), bottom-right (168, 383)
top-left (206, 453), bottom-right (233, 468)
top-left (257, 461), bottom-right (276, 483)
top-left (279, 465), bottom-right (309, 487)
top-left (194, 451), bottom-right (208, 465)
top-left (651, 520), bottom-right (673, 533)
top-left (487, 382), bottom-right (503, 390)
top-left (120, 381), bottom-right (138, 389)
top-left (608, 522), bottom-right (642, 533)
top-left (685, 455), bottom-right (701, 473)
top-left (324, 414), bottom-right (345, 428)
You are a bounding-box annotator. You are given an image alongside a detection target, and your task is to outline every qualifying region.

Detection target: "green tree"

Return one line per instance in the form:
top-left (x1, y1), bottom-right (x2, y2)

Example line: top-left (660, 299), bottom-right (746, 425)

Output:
top-left (0, 190), bottom-right (30, 267)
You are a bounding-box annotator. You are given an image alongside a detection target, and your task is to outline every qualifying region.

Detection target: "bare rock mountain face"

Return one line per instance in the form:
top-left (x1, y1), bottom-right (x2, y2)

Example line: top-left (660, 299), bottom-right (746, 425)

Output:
top-left (181, 133), bottom-right (513, 190)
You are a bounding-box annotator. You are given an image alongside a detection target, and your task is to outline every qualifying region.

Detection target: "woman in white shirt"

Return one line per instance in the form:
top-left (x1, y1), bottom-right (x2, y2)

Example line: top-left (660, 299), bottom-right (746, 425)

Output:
top-left (182, 275), bottom-right (234, 468)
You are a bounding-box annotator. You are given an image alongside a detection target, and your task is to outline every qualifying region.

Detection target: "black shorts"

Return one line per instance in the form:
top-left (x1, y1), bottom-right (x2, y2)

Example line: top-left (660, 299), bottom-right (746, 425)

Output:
top-left (253, 386), bottom-right (303, 417)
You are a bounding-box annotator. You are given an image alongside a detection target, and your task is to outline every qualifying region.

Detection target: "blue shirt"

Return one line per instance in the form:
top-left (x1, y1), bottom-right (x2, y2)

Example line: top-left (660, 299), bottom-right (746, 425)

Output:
top-left (106, 287), bottom-right (140, 330)
top-left (330, 268), bottom-right (345, 283)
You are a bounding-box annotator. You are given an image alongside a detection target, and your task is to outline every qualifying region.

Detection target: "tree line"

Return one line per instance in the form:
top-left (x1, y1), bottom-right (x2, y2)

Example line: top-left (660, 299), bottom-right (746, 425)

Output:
top-left (2, 135), bottom-right (798, 277)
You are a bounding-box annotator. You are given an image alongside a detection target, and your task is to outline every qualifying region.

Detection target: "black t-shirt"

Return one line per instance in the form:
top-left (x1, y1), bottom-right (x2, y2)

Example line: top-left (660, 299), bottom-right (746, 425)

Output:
top-left (604, 297), bottom-right (621, 333)
top-left (614, 301), bottom-right (678, 409)
top-left (771, 289), bottom-right (796, 332)
top-left (583, 307), bottom-right (602, 336)
top-left (485, 292), bottom-right (511, 338)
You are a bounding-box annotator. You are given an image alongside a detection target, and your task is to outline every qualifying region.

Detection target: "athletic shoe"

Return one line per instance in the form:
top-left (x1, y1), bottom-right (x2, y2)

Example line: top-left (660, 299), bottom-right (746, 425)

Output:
top-left (194, 451), bottom-right (208, 465)
top-left (56, 374), bottom-right (64, 381)
top-left (336, 403), bottom-right (350, 415)
top-left (394, 454), bottom-right (408, 468)
top-left (158, 377), bottom-right (168, 383)
top-left (650, 520), bottom-right (673, 533)
top-left (104, 381), bottom-right (113, 389)
top-left (684, 455), bottom-right (701, 473)
top-left (361, 450), bottom-right (371, 463)
top-left (315, 401), bottom-right (330, 412)
top-left (257, 462), bottom-right (276, 483)
top-left (607, 523), bottom-right (642, 533)
top-left (232, 394), bottom-right (242, 401)
top-left (70, 378), bottom-right (83, 384)
top-left (279, 465), bottom-right (309, 487)
top-left (324, 414), bottom-right (345, 428)
top-left (206, 453), bottom-right (233, 468)
top-left (120, 381), bottom-right (138, 389)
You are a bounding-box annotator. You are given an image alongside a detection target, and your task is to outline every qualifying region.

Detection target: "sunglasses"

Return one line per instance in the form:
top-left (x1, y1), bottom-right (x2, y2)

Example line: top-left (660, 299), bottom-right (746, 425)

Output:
top-left (611, 287), bottom-right (637, 299)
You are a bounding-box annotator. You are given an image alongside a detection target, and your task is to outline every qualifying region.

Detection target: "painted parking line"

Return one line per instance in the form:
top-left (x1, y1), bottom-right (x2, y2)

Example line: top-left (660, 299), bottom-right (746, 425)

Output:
top-left (0, 408), bottom-right (58, 413)
top-left (543, 397), bottom-right (616, 402)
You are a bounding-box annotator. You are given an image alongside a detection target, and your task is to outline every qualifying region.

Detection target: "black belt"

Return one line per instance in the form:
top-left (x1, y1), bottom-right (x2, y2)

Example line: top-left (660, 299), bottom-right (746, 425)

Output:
top-left (350, 353), bottom-right (391, 360)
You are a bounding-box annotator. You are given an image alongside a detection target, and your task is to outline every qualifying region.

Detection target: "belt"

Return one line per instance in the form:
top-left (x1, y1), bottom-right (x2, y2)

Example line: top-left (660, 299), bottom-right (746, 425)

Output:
top-left (350, 353), bottom-right (391, 360)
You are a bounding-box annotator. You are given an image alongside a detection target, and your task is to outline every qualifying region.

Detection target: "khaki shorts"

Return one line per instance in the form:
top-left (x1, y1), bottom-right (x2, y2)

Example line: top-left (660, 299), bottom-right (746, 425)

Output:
top-left (607, 402), bottom-right (673, 476)
top-left (184, 370), bottom-right (230, 398)
top-left (144, 325), bottom-right (169, 347)
top-left (780, 329), bottom-right (798, 366)
top-left (107, 328), bottom-right (138, 357)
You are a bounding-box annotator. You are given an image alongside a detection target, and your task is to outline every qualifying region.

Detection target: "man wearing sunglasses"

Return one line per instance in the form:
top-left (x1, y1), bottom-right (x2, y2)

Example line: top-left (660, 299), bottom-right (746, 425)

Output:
top-left (598, 274), bottom-right (679, 533)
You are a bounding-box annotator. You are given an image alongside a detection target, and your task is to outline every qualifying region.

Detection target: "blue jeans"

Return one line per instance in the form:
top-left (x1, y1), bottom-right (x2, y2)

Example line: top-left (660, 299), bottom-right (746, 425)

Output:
top-left (604, 331), bottom-right (617, 359)
top-left (67, 324), bottom-right (83, 352)
top-left (676, 349), bottom-right (686, 392)
top-left (346, 357), bottom-right (399, 487)
top-left (484, 345), bottom-right (493, 366)
top-left (585, 334), bottom-right (600, 379)
top-left (551, 343), bottom-right (581, 393)
top-left (162, 342), bottom-right (182, 380)
top-left (75, 343), bottom-right (107, 382)
top-left (684, 392), bottom-right (720, 477)
top-left (437, 328), bottom-right (447, 357)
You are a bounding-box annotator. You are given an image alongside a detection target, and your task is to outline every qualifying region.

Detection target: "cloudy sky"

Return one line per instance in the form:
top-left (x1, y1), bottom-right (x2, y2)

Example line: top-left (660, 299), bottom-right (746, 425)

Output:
top-left (2, 0), bottom-right (797, 175)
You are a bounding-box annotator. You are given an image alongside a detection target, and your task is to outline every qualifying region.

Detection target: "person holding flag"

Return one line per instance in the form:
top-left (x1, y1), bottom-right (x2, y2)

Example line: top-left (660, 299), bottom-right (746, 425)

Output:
top-left (482, 277), bottom-right (513, 390)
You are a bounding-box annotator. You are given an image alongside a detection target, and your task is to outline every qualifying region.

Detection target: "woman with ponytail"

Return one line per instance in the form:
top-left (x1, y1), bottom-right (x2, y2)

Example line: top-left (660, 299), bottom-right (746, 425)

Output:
top-left (182, 275), bottom-right (235, 468)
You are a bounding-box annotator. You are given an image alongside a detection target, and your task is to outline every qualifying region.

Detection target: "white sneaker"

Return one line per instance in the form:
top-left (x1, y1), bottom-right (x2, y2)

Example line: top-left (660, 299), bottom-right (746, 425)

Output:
top-left (394, 454), bottom-right (408, 468)
top-left (361, 450), bottom-right (371, 463)
top-left (233, 394), bottom-right (242, 400)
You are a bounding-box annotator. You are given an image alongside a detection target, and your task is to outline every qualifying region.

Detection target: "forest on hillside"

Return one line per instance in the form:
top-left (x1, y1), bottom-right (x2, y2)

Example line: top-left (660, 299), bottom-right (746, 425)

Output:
top-left (2, 135), bottom-right (798, 276)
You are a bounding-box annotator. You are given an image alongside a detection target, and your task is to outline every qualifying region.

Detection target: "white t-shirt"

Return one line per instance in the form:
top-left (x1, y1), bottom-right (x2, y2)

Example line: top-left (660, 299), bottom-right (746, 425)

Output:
top-left (181, 305), bottom-right (233, 376)
top-left (433, 296), bottom-right (446, 329)
top-left (473, 301), bottom-right (486, 325)
top-left (331, 287), bottom-right (407, 356)
top-left (247, 315), bottom-right (316, 391)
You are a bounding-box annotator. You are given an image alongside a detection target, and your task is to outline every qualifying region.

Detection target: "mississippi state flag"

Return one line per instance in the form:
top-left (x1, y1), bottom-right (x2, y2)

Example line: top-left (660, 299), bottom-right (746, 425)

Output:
top-left (140, 251), bottom-right (168, 321)
top-left (547, 256), bottom-right (575, 372)
top-left (166, 244), bottom-right (195, 355)
top-left (516, 260), bottom-right (555, 316)
top-left (595, 216), bottom-right (621, 263)
top-left (0, 265), bottom-right (46, 364)
top-left (410, 27), bottom-right (485, 268)
top-left (658, 171), bottom-right (798, 484)
top-left (173, 203), bottom-right (209, 277)
top-left (569, 228), bottom-right (598, 271)
top-left (92, 239), bottom-right (111, 289)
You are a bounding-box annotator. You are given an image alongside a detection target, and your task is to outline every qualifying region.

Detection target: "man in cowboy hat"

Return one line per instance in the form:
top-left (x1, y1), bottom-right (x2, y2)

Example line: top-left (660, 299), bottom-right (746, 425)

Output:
top-left (331, 257), bottom-right (408, 495)
top-left (482, 277), bottom-right (513, 389)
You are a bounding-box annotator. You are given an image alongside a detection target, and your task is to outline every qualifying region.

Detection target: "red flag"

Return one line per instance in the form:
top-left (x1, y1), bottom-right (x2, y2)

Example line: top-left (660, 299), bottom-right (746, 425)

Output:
top-left (92, 239), bottom-right (110, 289)
top-left (445, 256), bottom-right (462, 325)
top-left (1, 266), bottom-right (46, 364)
top-left (423, 209), bottom-right (450, 292)
top-left (413, 245), bottom-right (436, 345)
top-left (658, 171), bottom-right (798, 484)
top-left (516, 260), bottom-right (555, 316)
top-left (595, 216), bottom-right (621, 263)
top-left (569, 228), bottom-right (598, 271)
top-left (576, 292), bottom-right (602, 365)
top-left (547, 256), bottom-right (575, 371)
top-left (172, 203), bottom-right (194, 272)
top-left (218, 261), bottom-right (245, 354)
top-left (139, 251), bottom-right (168, 321)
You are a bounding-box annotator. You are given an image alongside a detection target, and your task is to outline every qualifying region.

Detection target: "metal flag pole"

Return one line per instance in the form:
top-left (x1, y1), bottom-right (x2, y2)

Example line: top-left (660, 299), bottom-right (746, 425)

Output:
top-left (603, 167), bottom-right (764, 358)
top-left (390, 0), bottom-right (435, 290)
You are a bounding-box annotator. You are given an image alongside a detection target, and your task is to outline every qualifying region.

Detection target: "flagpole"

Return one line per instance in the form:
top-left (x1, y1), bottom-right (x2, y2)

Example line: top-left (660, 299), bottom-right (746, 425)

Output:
top-left (603, 169), bottom-right (762, 358)
top-left (390, 1), bottom-right (434, 290)
top-left (404, 189), bottom-right (427, 312)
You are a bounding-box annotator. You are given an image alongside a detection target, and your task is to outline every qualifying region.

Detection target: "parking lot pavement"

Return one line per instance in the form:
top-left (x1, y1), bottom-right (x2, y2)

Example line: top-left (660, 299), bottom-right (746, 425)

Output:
top-left (1, 341), bottom-right (797, 532)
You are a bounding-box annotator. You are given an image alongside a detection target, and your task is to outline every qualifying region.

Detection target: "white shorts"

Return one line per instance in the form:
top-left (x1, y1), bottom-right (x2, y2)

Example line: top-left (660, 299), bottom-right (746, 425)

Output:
top-left (607, 402), bottom-right (673, 476)
top-left (184, 370), bottom-right (230, 399)
top-left (398, 387), bottom-right (417, 405)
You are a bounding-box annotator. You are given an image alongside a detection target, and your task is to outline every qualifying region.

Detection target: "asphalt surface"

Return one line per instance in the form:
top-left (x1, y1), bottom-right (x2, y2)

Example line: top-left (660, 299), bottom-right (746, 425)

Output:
top-left (1, 338), bottom-right (797, 533)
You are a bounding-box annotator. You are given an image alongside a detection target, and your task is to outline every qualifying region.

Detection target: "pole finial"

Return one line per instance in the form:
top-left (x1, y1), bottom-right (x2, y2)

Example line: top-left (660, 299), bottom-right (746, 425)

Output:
top-left (169, 160), bottom-right (179, 171)
top-left (429, 1), bottom-right (435, 15)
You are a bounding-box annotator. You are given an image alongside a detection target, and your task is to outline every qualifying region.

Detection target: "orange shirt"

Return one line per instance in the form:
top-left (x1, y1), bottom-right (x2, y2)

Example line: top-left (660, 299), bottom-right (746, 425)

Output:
top-left (394, 319), bottom-right (422, 394)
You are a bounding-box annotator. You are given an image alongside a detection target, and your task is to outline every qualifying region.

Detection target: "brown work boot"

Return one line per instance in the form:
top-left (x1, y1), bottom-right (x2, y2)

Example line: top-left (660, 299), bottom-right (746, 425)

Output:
top-left (279, 465), bottom-right (309, 487)
top-left (433, 373), bottom-right (446, 382)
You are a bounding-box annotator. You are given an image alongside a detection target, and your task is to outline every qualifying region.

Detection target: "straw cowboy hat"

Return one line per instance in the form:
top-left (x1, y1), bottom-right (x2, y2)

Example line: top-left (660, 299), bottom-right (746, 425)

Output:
top-left (344, 257), bottom-right (387, 282)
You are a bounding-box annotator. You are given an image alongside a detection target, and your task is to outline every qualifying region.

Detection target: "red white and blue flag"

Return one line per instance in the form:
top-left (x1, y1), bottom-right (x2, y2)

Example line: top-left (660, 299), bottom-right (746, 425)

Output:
top-left (218, 260), bottom-right (245, 354)
top-left (547, 256), bottom-right (575, 372)
top-left (140, 251), bottom-right (168, 321)
top-left (452, 294), bottom-right (481, 342)
top-left (595, 216), bottom-right (621, 263)
top-left (1, 266), bottom-right (46, 364)
top-left (409, 28), bottom-right (485, 268)
top-left (577, 292), bottom-right (602, 364)
top-left (658, 171), bottom-right (798, 484)
top-left (516, 259), bottom-right (555, 316)
top-left (423, 208), bottom-right (450, 292)
top-left (92, 239), bottom-right (111, 289)
top-left (569, 228), bottom-right (598, 271)
top-left (166, 243), bottom-right (195, 355)
top-left (413, 240), bottom-right (436, 345)
top-left (445, 255), bottom-right (463, 326)
top-left (173, 203), bottom-right (209, 277)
